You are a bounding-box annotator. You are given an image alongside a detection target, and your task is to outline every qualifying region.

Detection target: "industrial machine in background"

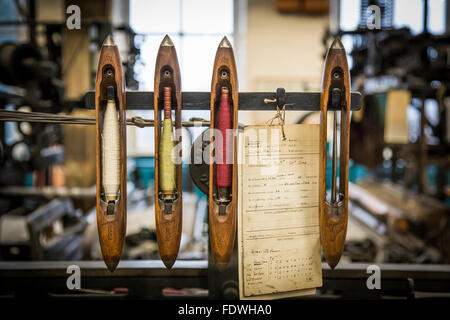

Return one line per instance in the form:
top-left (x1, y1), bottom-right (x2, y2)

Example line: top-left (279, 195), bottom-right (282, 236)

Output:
top-left (322, 0), bottom-right (450, 265)
top-left (0, 0), bottom-right (448, 300)
top-left (0, 0), bottom-right (143, 262)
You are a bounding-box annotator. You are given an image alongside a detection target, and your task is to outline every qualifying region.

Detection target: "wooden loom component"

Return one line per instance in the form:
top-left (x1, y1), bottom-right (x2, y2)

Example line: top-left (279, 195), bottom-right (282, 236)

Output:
top-left (154, 35), bottom-right (182, 269)
top-left (209, 37), bottom-right (238, 267)
top-left (95, 35), bottom-right (127, 272)
top-left (319, 38), bottom-right (351, 270)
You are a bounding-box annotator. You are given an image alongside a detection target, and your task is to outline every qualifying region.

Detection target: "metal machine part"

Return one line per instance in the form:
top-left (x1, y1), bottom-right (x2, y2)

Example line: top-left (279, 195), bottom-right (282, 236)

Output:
top-left (84, 91), bottom-right (362, 111)
top-left (189, 128), bottom-right (210, 195)
top-left (0, 198), bottom-right (86, 261)
top-left (0, 261), bottom-right (449, 299)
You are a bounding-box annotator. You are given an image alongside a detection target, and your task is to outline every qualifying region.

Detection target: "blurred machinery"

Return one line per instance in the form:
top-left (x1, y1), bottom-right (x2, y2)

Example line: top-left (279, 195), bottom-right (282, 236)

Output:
top-left (0, 198), bottom-right (86, 260)
top-left (0, 0), bottom-right (448, 300)
top-left (347, 181), bottom-right (449, 263)
top-left (0, 1), bottom-right (142, 261)
top-left (323, 0), bottom-right (450, 264)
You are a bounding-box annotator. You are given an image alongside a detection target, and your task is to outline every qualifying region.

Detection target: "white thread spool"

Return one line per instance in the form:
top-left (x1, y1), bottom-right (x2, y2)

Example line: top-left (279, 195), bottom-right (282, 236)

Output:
top-left (102, 87), bottom-right (120, 201)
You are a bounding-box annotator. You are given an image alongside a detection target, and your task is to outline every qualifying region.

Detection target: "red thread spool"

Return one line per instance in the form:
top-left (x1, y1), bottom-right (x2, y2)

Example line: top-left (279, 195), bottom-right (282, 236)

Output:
top-left (216, 88), bottom-right (232, 189)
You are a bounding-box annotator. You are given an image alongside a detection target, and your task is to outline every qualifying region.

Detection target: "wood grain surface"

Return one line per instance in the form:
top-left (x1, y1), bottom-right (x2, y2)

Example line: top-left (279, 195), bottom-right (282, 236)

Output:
top-left (209, 37), bottom-right (238, 266)
top-left (319, 38), bottom-right (351, 270)
top-left (95, 37), bottom-right (127, 272)
top-left (154, 36), bottom-right (183, 269)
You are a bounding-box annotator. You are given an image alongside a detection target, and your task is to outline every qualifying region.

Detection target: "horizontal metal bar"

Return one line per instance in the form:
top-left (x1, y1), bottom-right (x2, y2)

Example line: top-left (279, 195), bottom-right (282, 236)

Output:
top-left (0, 260), bottom-right (208, 278)
top-left (0, 109), bottom-right (210, 127)
top-left (83, 91), bottom-right (362, 111)
top-left (1, 261), bottom-right (449, 280)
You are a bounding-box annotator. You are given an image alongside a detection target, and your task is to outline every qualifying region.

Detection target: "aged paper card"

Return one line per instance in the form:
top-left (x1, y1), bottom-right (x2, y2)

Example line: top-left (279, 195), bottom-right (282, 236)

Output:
top-left (238, 124), bottom-right (322, 300)
top-left (384, 90), bottom-right (411, 144)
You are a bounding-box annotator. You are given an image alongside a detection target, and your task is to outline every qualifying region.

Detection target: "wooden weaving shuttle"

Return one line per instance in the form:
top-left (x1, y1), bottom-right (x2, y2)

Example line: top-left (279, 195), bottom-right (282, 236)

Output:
top-left (154, 35), bottom-right (182, 269)
top-left (95, 35), bottom-right (127, 272)
top-left (319, 38), bottom-right (351, 270)
top-left (209, 37), bottom-right (238, 267)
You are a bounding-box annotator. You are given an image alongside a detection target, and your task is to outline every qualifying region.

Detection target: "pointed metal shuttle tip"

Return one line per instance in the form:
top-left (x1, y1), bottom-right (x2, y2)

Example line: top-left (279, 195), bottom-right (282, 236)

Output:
top-left (103, 34), bottom-right (115, 46)
top-left (215, 262), bottom-right (228, 272)
top-left (219, 36), bottom-right (232, 48)
top-left (162, 259), bottom-right (175, 269)
top-left (330, 37), bottom-right (344, 50)
top-left (161, 34), bottom-right (174, 47)
top-left (104, 255), bottom-right (120, 272)
top-left (327, 259), bottom-right (339, 270)
top-left (106, 261), bottom-right (119, 272)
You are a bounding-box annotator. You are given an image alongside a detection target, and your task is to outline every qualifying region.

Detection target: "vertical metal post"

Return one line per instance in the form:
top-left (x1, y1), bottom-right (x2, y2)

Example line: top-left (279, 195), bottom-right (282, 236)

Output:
top-left (418, 97), bottom-right (428, 194)
top-left (423, 0), bottom-right (429, 34)
top-left (28, 0), bottom-right (36, 44)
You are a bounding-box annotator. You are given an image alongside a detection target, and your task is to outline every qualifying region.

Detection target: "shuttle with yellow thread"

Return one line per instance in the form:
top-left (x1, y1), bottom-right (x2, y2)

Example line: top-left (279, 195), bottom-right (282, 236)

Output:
top-left (154, 35), bottom-right (182, 269)
top-left (95, 35), bottom-right (127, 272)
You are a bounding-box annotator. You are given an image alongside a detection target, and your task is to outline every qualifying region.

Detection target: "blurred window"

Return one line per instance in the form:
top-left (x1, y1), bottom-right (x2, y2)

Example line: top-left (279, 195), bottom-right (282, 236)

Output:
top-left (427, 0), bottom-right (446, 35)
top-left (130, 0), bottom-right (234, 91)
top-left (394, 0), bottom-right (446, 34)
top-left (340, 0), bottom-right (361, 31)
top-left (129, 0), bottom-right (234, 156)
top-left (339, 0), bottom-right (446, 35)
top-left (393, 0), bottom-right (424, 34)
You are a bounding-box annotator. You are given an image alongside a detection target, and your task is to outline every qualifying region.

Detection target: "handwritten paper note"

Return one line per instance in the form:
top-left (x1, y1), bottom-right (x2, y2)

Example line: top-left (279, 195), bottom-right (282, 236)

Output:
top-left (238, 124), bottom-right (322, 299)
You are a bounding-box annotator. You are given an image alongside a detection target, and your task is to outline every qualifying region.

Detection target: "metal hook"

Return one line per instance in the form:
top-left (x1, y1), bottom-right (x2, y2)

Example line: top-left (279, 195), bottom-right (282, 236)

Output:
top-left (263, 87), bottom-right (286, 107)
top-left (264, 88), bottom-right (287, 140)
top-left (276, 88), bottom-right (286, 108)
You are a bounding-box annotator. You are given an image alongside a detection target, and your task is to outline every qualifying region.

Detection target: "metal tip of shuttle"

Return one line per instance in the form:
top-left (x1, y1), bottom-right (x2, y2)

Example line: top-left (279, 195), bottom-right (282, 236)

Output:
top-left (103, 34), bottom-right (115, 46)
top-left (105, 255), bottom-right (120, 272)
top-left (161, 34), bottom-right (174, 47)
top-left (331, 37), bottom-right (344, 50)
top-left (219, 36), bottom-right (232, 48)
top-left (162, 259), bottom-right (175, 269)
top-left (106, 261), bottom-right (118, 272)
top-left (215, 262), bottom-right (228, 272)
top-left (326, 258), bottom-right (339, 270)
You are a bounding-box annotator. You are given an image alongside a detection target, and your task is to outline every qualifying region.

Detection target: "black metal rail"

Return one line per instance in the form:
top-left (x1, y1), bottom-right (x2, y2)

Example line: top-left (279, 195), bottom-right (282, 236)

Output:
top-left (1, 261), bottom-right (449, 299)
top-left (83, 91), bottom-right (362, 111)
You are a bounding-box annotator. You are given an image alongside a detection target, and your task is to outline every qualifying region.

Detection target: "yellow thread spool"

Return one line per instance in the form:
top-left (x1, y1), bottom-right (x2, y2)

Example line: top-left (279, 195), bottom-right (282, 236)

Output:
top-left (159, 87), bottom-right (176, 193)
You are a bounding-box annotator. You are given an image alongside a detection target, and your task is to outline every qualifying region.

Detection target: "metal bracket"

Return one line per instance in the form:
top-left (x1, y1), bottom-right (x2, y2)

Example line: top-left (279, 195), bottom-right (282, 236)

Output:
top-left (83, 90), bottom-right (362, 111)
